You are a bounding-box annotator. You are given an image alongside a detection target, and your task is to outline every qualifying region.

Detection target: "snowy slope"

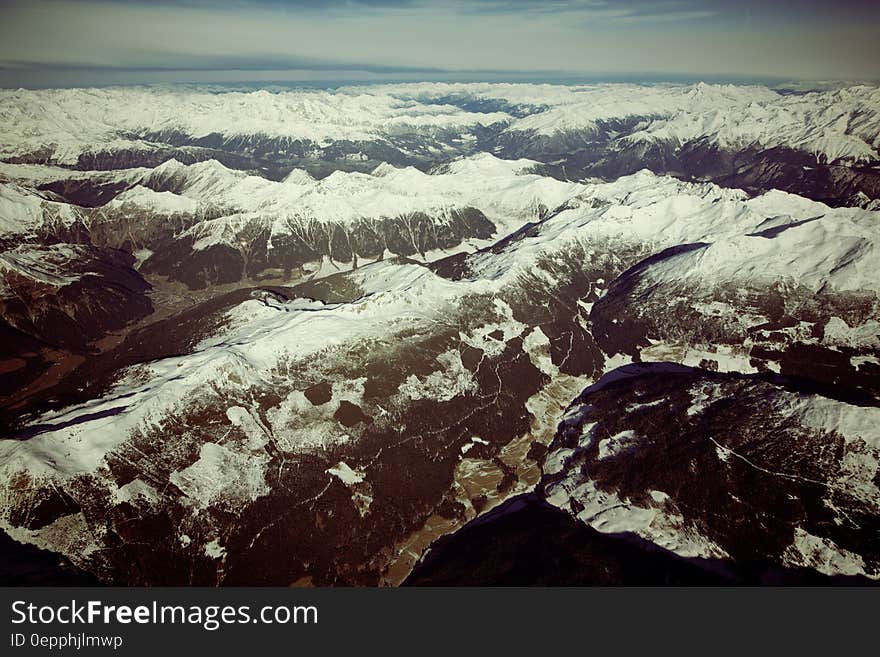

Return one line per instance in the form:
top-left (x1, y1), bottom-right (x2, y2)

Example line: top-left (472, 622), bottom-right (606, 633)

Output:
top-left (4, 169), bottom-right (877, 476)
top-left (463, 169), bottom-right (880, 294)
top-left (0, 243), bottom-right (86, 293)
top-left (0, 183), bottom-right (84, 238)
top-left (541, 365), bottom-right (880, 578)
top-left (365, 82), bottom-right (880, 164)
top-left (643, 209), bottom-right (879, 293)
top-left (0, 86), bottom-right (509, 165)
top-left (619, 84), bottom-right (880, 165)
top-left (2, 83), bottom-right (878, 168)
top-left (1, 145), bottom-right (878, 584)
top-left (105, 185), bottom-right (200, 216)
top-left (130, 154), bottom-right (579, 234)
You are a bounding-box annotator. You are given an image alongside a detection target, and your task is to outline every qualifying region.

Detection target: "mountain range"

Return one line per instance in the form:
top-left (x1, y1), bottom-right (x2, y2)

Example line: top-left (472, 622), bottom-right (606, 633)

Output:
top-left (0, 82), bottom-right (878, 585)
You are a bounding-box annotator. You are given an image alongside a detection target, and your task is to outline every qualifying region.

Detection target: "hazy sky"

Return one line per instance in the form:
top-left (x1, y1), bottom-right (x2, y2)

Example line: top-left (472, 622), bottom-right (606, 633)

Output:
top-left (0, 0), bottom-right (878, 87)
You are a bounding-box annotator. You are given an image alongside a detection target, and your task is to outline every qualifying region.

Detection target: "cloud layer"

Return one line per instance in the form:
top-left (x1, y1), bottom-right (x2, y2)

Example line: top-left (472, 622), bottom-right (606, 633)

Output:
top-left (1, 0), bottom-right (877, 86)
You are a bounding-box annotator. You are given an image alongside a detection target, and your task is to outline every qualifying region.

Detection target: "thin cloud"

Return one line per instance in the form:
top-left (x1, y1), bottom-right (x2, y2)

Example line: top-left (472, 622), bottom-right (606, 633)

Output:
top-left (0, 0), bottom-right (877, 85)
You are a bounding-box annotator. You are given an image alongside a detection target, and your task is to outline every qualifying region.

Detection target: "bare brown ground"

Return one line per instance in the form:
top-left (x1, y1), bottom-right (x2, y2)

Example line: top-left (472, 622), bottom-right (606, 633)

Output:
top-left (378, 372), bottom-right (593, 586)
top-left (4, 271), bottom-right (303, 414)
top-left (0, 358), bottom-right (26, 375)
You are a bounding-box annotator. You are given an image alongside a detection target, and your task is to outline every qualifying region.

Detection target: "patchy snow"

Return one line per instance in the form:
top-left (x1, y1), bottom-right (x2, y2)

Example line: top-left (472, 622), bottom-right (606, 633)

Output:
top-left (0, 243), bottom-right (87, 294)
top-left (169, 442), bottom-right (269, 511)
top-left (460, 436), bottom-right (490, 455)
top-left (0, 512), bottom-right (101, 564)
top-left (641, 342), bottom-right (757, 374)
top-left (0, 86), bottom-right (509, 165)
top-left (523, 327), bottom-right (556, 377)
top-left (649, 490), bottom-right (671, 504)
top-left (543, 447), bottom-right (577, 477)
top-left (783, 529), bottom-right (868, 578)
top-left (687, 382), bottom-right (720, 417)
top-left (597, 430), bottom-right (639, 460)
top-left (397, 349), bottom-right (475, 402)
top-left (545, 478), bottom-right (730, 560)
top-left (111, 479), bottom-right (159, 505)
top-left (204, 539), bottom-right (226, 560)
top-left (823, 317), bottom-right (880, 349)
top-left (132, 248), bottom-right (153, 268)
top-left (327, 461), bottom-right (365, 486)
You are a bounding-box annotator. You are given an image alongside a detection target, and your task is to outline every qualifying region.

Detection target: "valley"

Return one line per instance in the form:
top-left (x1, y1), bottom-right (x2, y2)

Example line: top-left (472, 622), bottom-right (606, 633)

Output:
top-left (1, 81), bottom-right (878, 586)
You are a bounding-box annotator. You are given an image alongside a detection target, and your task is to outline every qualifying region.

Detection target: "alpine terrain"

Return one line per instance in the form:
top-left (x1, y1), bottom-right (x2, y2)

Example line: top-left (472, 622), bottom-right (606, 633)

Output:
top-left (0, 82), bottom-right (878, 585)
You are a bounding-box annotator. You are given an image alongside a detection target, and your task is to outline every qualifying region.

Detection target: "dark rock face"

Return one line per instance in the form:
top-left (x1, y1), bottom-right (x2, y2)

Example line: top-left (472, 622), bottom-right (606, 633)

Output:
top-left (499, 127), bottom-right (880, 206)
top-left (0, 245), bottom-right (153, 353)
top-left (0, 242), bottom-right (153, 404)
top-left (133, 207), bottom-right (496, 289)
top-left (0, 530), bottom-right (100, 586)
top-left (142, 237), bottom-right (245, 289)
top-left (538, 365), bottom-right (880, 577)
top-left (75, 145), bottom-right (266, 174)
top-left (0, 243), bottom-right (154, 412)
top-left (38, 179), bottom-right (131, 208)
top-left (404, 494), bottom-right (877, 586)
top-left (0, 323), bottom-right (52, 399)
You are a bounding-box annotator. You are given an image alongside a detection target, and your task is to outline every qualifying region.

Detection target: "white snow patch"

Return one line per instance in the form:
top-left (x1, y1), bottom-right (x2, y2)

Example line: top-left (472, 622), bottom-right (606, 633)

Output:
top-left (327, 462), bottom-right (365, 486)
top-left (204, 539), bottom-right (226, 560)
top-left (597, 430), bottom-right (639, 460)
top-left (169, 442), bottom-right (269, 510)
top-left (111, 479), bottom-right (159, 505)
top-left (823, 317), bottom-right (880, 349)
top-left (783, 529), bottom-right (870, 578)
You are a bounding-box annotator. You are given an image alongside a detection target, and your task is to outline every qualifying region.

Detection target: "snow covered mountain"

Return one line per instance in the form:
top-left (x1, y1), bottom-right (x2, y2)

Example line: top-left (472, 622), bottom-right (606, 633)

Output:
top-left (2, 159), bottom-right (878, 583)
top-left (0, 81), bottom-right (878, 585)
top-left (2, 82), bottom-right (879, 205)
top-left (3, 154), bottom-right (581, 288)
top-left (540, 363), bottom-right (880, 578)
